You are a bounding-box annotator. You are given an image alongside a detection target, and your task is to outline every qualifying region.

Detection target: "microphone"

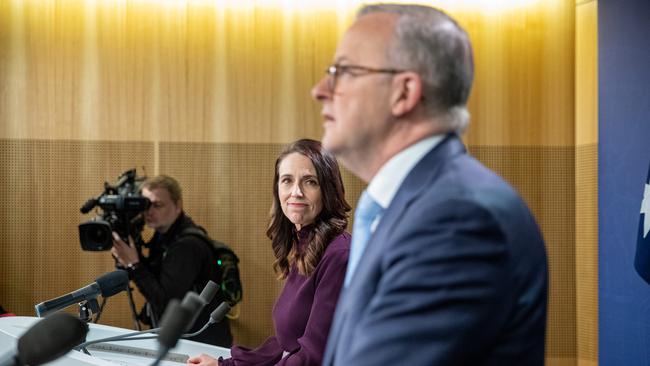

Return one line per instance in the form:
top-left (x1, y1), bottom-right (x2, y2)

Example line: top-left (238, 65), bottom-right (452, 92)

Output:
top-left (186, 280), bottom-right (218, 330)
top-left (181, 292), bottom-right (207, 333)
top-left (79, 198), bottom-right (98, 214)
top-left (0, 312), bottom-right (88, 366)
top-left (152, 300), bottom-right (193, 366)
top-left (184, 302), bottom-right (231, 338)
top-left (35, 270), bottom-right (129, 317)
top-left (198, 280), bottom-right (219, 305)
top-left (75, 281), bottom-right (220, 350)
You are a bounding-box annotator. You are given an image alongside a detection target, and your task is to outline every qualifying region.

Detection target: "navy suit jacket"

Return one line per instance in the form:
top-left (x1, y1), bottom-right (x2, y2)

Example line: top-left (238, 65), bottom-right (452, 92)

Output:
top-left (323, 135), bottom-right (548, 365)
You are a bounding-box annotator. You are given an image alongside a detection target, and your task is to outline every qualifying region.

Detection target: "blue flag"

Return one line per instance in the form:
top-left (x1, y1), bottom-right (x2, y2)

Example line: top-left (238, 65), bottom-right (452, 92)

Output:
top-left (634, 160), bottom-right (650, 284)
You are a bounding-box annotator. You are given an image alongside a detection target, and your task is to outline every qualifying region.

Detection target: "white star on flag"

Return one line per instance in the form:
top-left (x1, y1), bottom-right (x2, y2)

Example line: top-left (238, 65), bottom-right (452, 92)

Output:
top-left (642, 183), bottom-right (650, 238)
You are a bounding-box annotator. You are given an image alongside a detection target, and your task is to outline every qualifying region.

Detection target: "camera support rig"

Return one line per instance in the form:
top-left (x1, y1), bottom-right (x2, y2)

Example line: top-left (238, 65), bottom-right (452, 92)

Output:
top-left (78, 168), bottom-right (149, 329)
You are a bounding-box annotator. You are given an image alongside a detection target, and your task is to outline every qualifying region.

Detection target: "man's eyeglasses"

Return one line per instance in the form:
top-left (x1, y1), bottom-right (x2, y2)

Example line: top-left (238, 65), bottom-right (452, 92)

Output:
top-left (325, 64), bottom-right (405, 92)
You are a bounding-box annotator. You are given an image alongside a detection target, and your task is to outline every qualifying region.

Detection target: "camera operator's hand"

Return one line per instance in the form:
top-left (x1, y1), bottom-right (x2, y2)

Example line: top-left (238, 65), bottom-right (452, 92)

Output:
top-left (111, 232), bottom-right (140, 269)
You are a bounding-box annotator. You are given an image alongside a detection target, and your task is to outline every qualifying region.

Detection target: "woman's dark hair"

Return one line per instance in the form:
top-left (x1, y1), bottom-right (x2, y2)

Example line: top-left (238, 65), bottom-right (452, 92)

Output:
top-left (267, 139), bottom-right (351, 279)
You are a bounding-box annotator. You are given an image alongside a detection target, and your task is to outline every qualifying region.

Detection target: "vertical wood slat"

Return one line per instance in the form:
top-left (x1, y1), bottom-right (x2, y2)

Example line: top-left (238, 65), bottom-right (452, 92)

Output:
top-left (576, 0), bottom-right (599, 364)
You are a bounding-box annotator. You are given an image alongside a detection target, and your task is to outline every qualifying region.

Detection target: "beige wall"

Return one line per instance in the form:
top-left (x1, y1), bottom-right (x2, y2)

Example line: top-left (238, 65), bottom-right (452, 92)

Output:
top-left (0, 0), bottom-right (598, 362)
top-left (575, 1), bottom-right (599, 365)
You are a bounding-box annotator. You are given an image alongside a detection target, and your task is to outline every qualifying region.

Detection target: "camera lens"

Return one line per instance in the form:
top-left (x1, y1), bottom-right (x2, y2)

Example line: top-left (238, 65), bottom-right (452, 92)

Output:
top-left (79, 220), bottom-right (113, 251)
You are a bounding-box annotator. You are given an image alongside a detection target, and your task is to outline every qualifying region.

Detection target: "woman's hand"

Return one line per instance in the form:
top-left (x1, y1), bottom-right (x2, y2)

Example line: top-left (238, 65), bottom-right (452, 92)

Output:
top-left (187, 353), bottom-right (220, 366)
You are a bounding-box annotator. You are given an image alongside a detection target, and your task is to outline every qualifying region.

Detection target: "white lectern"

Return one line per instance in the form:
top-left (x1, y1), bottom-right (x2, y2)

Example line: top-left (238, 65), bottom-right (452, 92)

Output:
top-left (0, 316), bottom-right (230, 365)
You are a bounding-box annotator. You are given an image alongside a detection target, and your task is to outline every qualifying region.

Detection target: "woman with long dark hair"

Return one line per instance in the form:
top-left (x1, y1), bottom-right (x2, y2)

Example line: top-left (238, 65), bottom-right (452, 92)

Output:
top-left (188, 139), bottom-right (351, 366)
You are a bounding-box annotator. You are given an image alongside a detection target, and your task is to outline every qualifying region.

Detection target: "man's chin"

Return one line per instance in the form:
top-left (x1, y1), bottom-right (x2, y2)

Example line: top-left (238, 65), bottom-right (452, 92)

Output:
top-left (321, 133), bottom-right (343, 155)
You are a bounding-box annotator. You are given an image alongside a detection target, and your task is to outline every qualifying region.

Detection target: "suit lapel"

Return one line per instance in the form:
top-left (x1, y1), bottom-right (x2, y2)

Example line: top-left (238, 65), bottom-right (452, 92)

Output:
top-left (350, 134), bottom-right (467, 288)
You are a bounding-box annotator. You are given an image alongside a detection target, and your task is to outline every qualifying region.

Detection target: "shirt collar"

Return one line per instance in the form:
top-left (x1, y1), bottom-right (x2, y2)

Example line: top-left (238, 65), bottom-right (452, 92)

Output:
top-left (367, 135), bottom-right (445, 209)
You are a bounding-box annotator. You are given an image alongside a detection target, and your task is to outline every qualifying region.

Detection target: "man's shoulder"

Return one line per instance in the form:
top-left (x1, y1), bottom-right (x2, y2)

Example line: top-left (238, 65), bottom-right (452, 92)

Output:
top-left (398, 154), bottom-right (544, 255)
top-left (381, 150), bottom-right (538, 243)
top-left (168, 225), bottom-right (214, 253)
top-left (416, 151), bottom-right (523, 208)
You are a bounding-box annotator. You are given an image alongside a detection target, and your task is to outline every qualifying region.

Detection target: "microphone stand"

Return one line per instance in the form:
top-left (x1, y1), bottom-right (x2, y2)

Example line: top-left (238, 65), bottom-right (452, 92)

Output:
top-left (93, 296), bottom-right (108, 324)
top-left (76, 301), bottom-right (231, 356)
top-left (111, 230), bottom-right (144, 331)
top-left (78, 298), bottom-right (100, 323)
top-left (125, 285), bottom-right (142, 330)
top-left (77, 322), bottom-right (211, 353)
top-left (77, 327), bottom-right (161, 355)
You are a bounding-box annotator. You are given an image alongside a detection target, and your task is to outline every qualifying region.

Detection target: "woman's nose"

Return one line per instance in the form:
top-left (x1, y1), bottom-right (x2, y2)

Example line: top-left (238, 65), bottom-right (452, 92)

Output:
top-left (291, 184), bottom-right (304, 197)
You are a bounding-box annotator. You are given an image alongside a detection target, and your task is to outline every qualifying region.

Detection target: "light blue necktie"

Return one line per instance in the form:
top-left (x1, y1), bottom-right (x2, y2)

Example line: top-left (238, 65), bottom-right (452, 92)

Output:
top-left (344, 190), bottom-right (383, 287)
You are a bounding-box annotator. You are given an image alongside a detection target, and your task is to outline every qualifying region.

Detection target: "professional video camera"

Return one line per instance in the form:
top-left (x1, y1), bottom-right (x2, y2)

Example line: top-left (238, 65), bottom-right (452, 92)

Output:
top-left (78, 169), bottom-right (150, 251)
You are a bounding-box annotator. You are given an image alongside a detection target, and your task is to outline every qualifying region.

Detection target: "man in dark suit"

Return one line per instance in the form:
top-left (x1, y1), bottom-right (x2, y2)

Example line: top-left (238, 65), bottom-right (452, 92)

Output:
top-left (311, 4), bottom-right (548, 365)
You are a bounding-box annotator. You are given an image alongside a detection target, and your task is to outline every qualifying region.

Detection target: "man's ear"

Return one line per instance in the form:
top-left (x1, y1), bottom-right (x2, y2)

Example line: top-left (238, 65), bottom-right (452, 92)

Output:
top-left (390, 71), bottom-right (423, 117)
top-left (175, 199), bottom-right (183, 215)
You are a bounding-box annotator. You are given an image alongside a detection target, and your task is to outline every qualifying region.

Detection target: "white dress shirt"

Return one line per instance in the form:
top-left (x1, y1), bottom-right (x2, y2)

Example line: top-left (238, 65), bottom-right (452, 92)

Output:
top-left (365, 134), bottom-right (445, 231)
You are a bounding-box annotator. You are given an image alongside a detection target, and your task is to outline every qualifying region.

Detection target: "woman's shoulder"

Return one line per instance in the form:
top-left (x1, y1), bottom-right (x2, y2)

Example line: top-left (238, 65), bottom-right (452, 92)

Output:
top-left (312, 231), bottom-right (350, 283)
top-left (323, 231), bottom-right (351, 258)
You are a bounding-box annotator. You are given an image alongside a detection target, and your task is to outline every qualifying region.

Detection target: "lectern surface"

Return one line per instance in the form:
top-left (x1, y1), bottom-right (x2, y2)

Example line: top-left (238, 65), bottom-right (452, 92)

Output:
top-left (0, 316), bottom-right (230, 365)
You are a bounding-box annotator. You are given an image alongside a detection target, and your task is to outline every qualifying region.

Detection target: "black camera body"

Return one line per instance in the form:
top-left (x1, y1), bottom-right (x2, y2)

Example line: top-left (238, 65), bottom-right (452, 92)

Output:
top-left (79, 169), bottom-right (150, 251)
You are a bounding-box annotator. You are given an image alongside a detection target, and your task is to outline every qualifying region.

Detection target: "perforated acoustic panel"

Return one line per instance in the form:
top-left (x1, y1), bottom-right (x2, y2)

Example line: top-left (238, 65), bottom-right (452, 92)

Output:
top-left (576, 144), bottom-right (598, 363)
top-left (469, 145), bottom-right (578, 360)
top-left (1, 139), bottom-right (586, 358)
top-left (0, 139), bottom-right (153, 328)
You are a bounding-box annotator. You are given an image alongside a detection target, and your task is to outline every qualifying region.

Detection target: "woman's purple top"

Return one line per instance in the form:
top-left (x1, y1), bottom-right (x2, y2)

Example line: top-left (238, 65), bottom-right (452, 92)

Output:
top-left (221, 229), bottom-right (351, 366)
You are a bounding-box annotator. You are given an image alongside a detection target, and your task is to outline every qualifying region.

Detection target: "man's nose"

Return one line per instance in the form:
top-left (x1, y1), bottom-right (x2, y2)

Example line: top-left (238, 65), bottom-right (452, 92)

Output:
top-left (311, 76), bottom-right (331, 101)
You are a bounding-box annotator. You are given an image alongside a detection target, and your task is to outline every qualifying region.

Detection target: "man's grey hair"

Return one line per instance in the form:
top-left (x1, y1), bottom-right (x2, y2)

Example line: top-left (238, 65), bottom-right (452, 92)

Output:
top-left (358, 4), bottom-right (474, 133)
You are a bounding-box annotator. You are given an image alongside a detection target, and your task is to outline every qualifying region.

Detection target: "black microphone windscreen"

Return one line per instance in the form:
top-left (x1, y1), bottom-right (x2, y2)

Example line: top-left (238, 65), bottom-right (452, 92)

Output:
top-left (158, 300), bottom-right (192, 350)
top-left (79, 198), bottom-right (97, 214)
top-left (199, 280), bottom-right (219, 304)
top-left (17, 312), bottom-right (88, 366)
top-left (96, 270), bottom-right (129, 297)
top-left (210, 302), bottom-right (232, 323)
top-left (181, 292), bottom-right (205, 313)
top-left (181, 292), bottom-right (206, 332)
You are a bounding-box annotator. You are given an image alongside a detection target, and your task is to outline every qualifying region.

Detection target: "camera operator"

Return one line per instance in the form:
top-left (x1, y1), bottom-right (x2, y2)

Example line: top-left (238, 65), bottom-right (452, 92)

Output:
top-left (110, 175), bottom-right (234, 347)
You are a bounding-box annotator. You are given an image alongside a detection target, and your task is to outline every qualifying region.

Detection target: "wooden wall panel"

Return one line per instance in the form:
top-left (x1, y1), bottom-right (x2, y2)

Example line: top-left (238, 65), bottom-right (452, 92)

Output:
top-left (1, 1), bottom-right (575, 147)
top-left (0, 2), bottom-right (345, 143)
top-left (576, 0), bottom-right (599, 146)
top-left (464, 1), bottom-right (575, 147)
top-left (576, 144), bottom-right (598, 366)
top-left (0, 139), bottom-right (153, 328)
top-left (576, 1), bottom-right (598, 365)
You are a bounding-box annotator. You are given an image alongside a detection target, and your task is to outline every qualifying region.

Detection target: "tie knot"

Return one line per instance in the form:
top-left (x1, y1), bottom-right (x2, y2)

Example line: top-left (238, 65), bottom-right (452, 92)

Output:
top-left (355, 191), bottom-right (383, 222)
